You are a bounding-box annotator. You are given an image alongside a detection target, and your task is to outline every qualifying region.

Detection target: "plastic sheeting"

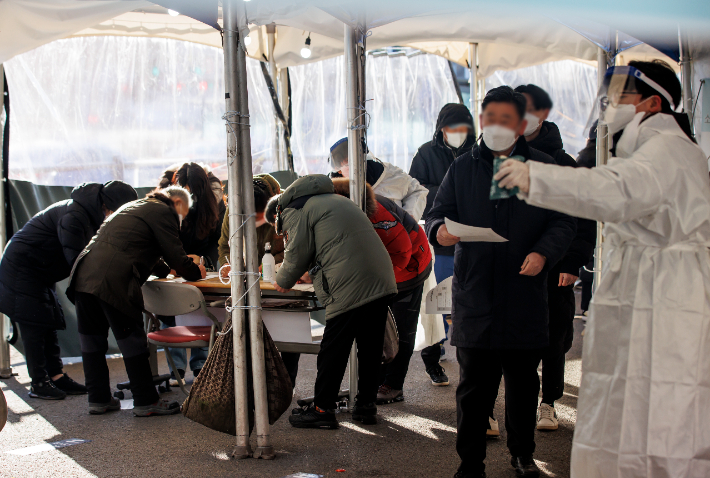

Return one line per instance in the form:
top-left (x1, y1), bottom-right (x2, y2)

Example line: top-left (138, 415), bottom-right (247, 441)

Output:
top-left (4, 36), bottom-right (276, 187)
top-left (289, 52), bottom-right (459, 175)
top-left (486, 60), bottom-right (598, 158)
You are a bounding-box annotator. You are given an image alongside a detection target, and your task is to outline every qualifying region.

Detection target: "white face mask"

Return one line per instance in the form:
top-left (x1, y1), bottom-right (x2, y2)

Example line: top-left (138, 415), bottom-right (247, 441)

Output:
top-left (444, 131), bottom-right (467, 149)
top-left (601, 97), bottom-right (652, 136)
top-left (482, 124), bottom-right (518, 152)
top-left (523, 113), bottom-right (541, 136)
top-left (601, 104), bottom-right (637, 136)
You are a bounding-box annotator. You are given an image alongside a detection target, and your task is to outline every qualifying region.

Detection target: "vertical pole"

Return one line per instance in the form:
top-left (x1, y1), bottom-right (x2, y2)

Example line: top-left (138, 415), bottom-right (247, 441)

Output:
top-left (223, 0), bottom-right (251, 459)
top-left (679, 30), bottom-right (694, 134)
top-left (278, 68), bottom-right (290, 171)
top-left (468, 43), bottom-right (479, 134)
top-left (236, 9), bottom-right (273, 461)
top-left (0, 63), bottom-right (12, 380)
top-left (344, 23), bottom-right (366, 410)
top-left (267, 23), bottom-right (282, 170)
top-left (593, 45), bottom-right (614, 293)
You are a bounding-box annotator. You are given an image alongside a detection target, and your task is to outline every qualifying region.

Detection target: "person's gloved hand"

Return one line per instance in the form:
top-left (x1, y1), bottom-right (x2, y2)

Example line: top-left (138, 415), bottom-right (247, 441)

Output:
top-left (494, 159), bottom-right (531, 193)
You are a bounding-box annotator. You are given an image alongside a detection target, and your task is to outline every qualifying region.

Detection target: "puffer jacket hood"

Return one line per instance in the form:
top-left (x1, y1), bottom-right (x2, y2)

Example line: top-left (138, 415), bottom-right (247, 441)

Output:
top-left (330, 178), bottom-right (378, 218)
top-left (433, 103), bottom-right (476, 147)
top-left (70, 182), bottom-right (106, 229)
top-left (279, 174), bottom-right (334, 208)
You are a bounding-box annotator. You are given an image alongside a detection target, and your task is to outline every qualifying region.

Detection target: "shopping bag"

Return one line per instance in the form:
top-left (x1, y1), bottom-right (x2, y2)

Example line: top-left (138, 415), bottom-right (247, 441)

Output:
top-left (182, 312), bottom-right (293, 435)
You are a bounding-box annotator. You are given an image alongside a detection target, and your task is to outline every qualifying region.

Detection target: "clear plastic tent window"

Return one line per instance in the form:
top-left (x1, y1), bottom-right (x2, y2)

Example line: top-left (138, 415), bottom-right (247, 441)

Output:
top-left (486, 60), bottom-right (598, 157)
top-left (5, 36), bottom-right (277, 187)
top-left (289, 52), bottom-right (460, 175)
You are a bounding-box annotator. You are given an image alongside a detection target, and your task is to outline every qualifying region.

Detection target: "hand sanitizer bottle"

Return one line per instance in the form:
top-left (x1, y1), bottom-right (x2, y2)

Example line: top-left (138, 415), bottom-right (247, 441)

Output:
top-left (262, 242), bottom-right (276, 282)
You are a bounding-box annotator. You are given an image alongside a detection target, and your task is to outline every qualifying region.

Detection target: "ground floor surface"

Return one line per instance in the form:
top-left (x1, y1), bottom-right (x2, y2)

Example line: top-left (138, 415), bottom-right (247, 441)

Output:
top-left (0, 319), bottom-right (584, 478)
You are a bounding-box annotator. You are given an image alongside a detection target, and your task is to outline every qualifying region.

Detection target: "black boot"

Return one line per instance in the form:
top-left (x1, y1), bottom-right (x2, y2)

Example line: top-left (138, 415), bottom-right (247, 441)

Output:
top-left (352, 401), bottom-right (377, 425)
top-left (288, 403), bottom-right (338, 429)
top-left (511, 455), bottom-right (540, 477)
top-left (29, 379), bottom-right (67, 400)
top-left (52, 373), bottom-right (88, 395)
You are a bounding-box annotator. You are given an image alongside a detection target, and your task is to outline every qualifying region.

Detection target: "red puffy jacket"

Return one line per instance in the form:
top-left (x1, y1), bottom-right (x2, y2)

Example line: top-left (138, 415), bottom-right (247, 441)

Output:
top-left (332, 178), bottom-right (432, 291)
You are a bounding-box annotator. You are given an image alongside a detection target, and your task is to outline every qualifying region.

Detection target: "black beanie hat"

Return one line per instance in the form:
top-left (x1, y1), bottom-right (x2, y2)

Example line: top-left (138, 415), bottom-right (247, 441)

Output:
top-left (101, 180), bottom-right (137, 212)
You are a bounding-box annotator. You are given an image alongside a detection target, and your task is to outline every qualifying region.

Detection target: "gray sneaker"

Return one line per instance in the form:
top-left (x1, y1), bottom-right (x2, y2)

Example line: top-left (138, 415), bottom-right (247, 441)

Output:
top-left (89, 397), bottom-right (121, 415)
top-left (376, 384), bottom-right (404, 405)
top-left (133, 399), bottom-right (181, 417)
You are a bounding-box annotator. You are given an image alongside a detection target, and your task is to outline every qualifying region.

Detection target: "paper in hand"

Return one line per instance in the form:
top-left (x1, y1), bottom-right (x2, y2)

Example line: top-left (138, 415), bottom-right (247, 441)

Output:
top-left (445, 218), bottom-right (507, 243)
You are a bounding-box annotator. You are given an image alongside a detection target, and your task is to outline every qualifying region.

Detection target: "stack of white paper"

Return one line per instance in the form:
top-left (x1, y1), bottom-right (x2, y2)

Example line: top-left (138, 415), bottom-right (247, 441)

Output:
top-left (445, 218), bottom-right (507, 243)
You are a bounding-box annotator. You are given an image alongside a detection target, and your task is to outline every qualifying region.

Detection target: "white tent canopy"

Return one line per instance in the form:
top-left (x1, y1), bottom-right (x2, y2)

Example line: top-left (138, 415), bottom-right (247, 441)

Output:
top-left (2, 0), bottom-right (704, 75)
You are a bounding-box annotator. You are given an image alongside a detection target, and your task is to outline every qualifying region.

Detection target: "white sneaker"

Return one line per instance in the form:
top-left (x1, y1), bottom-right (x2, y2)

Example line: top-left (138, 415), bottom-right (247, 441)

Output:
top-left (487, 416), bottom-right (500, 437)
top-left (537, 403), bottom-right (558, 431)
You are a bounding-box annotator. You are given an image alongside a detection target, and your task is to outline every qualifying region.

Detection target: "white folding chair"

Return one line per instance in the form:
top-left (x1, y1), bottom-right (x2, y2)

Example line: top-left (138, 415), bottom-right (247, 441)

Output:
top-left (142, 282), bottom-right (223, 396)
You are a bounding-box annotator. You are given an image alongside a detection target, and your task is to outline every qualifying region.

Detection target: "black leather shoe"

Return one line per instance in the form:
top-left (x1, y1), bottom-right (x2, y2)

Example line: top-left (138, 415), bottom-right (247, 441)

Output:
top-left (511, 455), bottom-right (540, 477)
top-left (352, 401), bottom-right (377, 425)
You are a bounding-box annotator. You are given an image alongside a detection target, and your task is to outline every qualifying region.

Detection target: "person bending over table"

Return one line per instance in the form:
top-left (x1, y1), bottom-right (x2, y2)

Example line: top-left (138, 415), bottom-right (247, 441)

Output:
top-left (67, 186), bottom-right (206, 417)
top-left (265, 175), bottom-right (397, 429)
top-left (0, 181), bottom-right (137, 400)
top-left (157, 162), bottom-right (226, 385)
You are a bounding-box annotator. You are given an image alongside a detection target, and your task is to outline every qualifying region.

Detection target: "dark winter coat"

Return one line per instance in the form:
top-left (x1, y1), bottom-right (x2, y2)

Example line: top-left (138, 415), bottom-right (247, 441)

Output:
top-left (527, 121), bottom-right (596, 275)
top-left (68, 194), bottom-right (202, 319)
top-left (425, 136), bottom-right (576, 349)
top-left (0, 183), bottom-right (109, 329)
top-left (409, 103), bottom-right (476, 256)
top-left (180, 200), bottom-right (226, 269)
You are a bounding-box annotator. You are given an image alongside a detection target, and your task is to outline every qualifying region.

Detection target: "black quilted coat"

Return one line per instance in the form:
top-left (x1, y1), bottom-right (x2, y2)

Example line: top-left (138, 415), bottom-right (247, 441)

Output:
top-left (0, 183), bottom-right (108, 329)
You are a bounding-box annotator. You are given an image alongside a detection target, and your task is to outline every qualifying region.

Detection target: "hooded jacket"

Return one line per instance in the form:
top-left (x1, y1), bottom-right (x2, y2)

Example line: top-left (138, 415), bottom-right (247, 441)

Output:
top-left (527, 121), bottom-right (596, 275)
top-left (67, 194), bottom-right (202, 319)
top-left (274, 175), bottom-right (397, 320)
top-left (409, 103), bottom-right (477, 256)
top-left (0, 182), bottom-right (136, 329)
top-left (331, 158), bottom-right (428, 222)
top-left (425, 136), bottom-right (576, 349)
top-left (331, 178), bottom-right (432, 292)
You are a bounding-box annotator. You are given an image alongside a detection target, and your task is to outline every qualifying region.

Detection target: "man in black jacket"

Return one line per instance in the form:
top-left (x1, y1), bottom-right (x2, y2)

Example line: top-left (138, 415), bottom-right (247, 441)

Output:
top-left (515, 85), bottom-right (596, 431)
top-left (68, 186), bottom-right (205, 417)
top-left (0, 181), bottom-right (136, 400)
top-left (426, 86), bottom-right (575, 478)
top-left (409, 103), bottom-right (476, 384)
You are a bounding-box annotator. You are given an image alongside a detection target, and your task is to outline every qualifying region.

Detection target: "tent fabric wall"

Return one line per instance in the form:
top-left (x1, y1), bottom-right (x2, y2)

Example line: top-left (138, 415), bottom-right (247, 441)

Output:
top-left (486, 60), bottom-right (598, 157)
top-left (289, 52), bottom-right (459, 175)
top-left (4, 36), bottom-right (276, 187)
top-left (6, 180), bottom-right (153, 358)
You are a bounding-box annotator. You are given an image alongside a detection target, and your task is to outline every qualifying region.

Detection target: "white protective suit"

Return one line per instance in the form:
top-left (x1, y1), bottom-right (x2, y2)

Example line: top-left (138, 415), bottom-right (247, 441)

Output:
top-left (370, 158), bottom-right (428, 222)
top-left (524, 112), bottom-right (710, 478)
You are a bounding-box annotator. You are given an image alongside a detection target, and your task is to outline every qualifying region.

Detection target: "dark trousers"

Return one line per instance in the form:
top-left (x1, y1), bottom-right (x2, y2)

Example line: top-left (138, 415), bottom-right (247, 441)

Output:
top-left (457, 347), bottom-right (542, 474)
top-left (314, 296), bottom-right (390, 410)
top-left (541, 283), bottom-right (576, 405)
top-left (18, 324), bottom-right (64, 383)
top-left (378, 285), bottom-right (424, 390)
top-left (75, 292), bottom-right (159, 407)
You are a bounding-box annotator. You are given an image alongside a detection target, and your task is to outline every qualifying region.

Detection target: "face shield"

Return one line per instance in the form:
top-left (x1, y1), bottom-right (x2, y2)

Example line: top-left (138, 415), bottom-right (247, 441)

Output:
top-left (585, 66), bottom-right (676, 136)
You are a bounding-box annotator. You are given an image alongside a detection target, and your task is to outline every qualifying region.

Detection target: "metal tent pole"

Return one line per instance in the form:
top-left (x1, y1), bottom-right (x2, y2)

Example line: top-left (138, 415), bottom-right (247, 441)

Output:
top-left (344, 23), bottom-right (367, 410)
top-left (236, 9), bottom-right (273, 460)
top-left (0, 63), bottom-right (12, 380)
top-left (267, 23), bottom-right (283, 170)
top-left (679, 31), bottom-right (694, 135)
top-left (223, 0), bottom-right (251, 459)
top-left (593, 45), bottom-right (615, 293)
top-left (468, 43), bottom-right (479, 134)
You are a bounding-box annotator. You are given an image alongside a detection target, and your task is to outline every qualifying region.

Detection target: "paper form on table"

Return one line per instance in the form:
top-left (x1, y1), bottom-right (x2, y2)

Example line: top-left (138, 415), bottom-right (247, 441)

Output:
top-left (445, 217), bottom-right (507, 243)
